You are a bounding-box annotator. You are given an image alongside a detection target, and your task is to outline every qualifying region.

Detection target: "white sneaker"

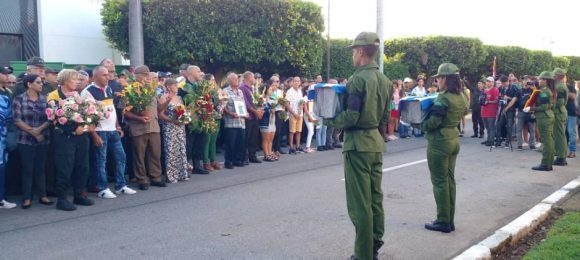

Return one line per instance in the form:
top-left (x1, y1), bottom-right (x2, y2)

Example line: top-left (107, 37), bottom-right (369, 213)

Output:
top-left (0, 199), bottom-right (16, 209)
top-left (115, 186), bottom-right (137, 195)
top-left (98, 188), bottom-right (117, 199)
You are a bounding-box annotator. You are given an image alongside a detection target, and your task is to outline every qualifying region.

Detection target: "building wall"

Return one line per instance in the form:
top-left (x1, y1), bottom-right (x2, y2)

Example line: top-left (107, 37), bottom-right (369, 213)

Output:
top-left (0, 0), bottom-right (39, 66)
top-left (37, 0), bottom-right (127, 65)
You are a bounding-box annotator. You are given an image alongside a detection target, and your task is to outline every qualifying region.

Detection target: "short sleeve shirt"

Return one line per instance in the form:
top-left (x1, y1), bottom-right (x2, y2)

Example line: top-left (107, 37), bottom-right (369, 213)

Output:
top-left (481, 87), bottom-right (499, 118)
top-left (566, 85), bottom-right (577, 116)
top-left (223, 86), bottom-right (245, 129)
top-left (286, 87), bottom-right (304, 116)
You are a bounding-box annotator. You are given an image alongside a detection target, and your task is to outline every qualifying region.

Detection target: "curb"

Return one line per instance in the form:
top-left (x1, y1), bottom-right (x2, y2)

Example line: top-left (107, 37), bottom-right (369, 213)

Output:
top-left (453, 176), bottom-right (580, 260)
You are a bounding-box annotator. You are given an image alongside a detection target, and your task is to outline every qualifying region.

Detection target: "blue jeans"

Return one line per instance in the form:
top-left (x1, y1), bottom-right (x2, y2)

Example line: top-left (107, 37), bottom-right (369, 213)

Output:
top-left (567, 116), bottom-right (577, 152)
top-left (93, 131), bottom-right (127, 191)
top-left (399, 124), bottom-right (410, 138)
top-left (317, 124), bottom-right (327, 147)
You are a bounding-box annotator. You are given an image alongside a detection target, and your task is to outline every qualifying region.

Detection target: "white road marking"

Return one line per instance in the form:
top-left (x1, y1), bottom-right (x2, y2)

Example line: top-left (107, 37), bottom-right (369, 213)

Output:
top-left (341, 159), bottom-right (427, 181)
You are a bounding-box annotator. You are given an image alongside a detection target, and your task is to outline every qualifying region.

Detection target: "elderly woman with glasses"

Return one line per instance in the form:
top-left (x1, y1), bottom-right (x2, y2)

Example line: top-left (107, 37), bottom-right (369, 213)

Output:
top-left (12, 74), bottom-right (52, 209)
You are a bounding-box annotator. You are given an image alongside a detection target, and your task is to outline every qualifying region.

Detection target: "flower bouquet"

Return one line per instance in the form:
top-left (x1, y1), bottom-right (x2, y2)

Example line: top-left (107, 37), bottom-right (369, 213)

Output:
top-left (269, 96), bottom-right (290, 121)
top-left (252, 92), bottom-right (265, 109)
top-left (46, 95), bottom-right (110, 134)
top-left (183, 80), bottom-right (220, 134)
top-left (173, 104), bottom-right (192, 125)
top-left (119, 71), bottom-right (158, 116)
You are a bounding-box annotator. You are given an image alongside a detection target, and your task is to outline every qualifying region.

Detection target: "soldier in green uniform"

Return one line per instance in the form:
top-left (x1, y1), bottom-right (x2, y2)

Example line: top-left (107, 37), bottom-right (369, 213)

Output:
top-left (325, 32), bottom-right (392, 260)
top-left (530, 71), bottom-right (556, 171)
top-left (552, 68), bottom-right (568, 166)
top-left (421, 63), bottom-right (467, 233)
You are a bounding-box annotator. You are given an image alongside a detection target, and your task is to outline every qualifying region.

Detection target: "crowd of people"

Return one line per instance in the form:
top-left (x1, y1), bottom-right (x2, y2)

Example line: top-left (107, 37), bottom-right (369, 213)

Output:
top-left (0, 57), bottom-right (350, 211)
top-left (0, 56), bottom-right (577, 211)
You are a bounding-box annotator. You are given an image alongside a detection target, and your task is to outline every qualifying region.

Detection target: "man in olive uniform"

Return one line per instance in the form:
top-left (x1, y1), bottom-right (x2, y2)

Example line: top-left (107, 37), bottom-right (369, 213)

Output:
top-left (12, 57), bottom-right (46, 99)
top-left (531, 71), bottom-right (556, 171)
top-left (552, 68), bottom-right (568, 166)
top-left (325, 32), bottom-right (392, 260)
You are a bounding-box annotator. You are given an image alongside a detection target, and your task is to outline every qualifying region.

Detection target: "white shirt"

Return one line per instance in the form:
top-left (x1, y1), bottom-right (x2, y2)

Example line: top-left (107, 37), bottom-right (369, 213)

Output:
top-left (411, 86), bottom-right (426, 97)
top-left (286, 87), bottom-right (304, 116)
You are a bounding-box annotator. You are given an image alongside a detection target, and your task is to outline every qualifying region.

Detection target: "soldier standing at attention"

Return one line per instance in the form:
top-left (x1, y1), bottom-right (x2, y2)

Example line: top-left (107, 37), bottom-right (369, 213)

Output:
top-left (421, 63), bottom-right (467, 233)
top-left (325, 32), bottom-right (392, 260)
top-left (530, 71), bottom-right (556, 171)
top-left (552, 68), bottom-right (568, 166)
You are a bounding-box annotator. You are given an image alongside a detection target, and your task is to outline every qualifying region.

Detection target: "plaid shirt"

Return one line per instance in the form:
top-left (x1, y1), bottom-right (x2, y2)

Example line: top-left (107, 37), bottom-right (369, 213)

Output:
top-left (223, 86), bottom-right (246, 129)
top-left (12, 92), bottom-right (50, 145)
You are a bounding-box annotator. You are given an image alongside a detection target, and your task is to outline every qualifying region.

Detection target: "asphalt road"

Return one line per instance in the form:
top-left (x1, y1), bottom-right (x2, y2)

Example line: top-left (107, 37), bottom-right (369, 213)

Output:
top-left (0, 131), bottom-right (578, 260)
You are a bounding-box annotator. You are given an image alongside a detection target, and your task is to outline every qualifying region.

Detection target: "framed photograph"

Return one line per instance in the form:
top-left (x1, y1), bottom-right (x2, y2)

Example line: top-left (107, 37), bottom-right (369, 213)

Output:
top-left (234, 100), bottom-right (248, 117)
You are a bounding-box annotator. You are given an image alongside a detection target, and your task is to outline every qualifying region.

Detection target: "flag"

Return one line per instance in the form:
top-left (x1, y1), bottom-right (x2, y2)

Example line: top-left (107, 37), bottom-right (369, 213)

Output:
top-left (492, 56), bottom-right (497, 77)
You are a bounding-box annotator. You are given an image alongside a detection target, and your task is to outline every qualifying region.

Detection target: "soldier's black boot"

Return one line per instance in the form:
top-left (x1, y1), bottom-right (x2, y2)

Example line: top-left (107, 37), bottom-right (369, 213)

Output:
top-left (73, 192), bottom-right (94, 206)
top-left (424, 220), bottom-right (452, 233)
top-left (56, 197), bottom-right (76, 211)
top-left (553, 158), bottom-right (568, 166)
top-left (531, 165), bottom-right (553, 171)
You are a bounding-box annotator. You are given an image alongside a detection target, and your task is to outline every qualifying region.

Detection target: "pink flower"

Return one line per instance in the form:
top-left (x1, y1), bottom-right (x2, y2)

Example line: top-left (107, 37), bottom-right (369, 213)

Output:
top-left (73, 113), bottom-right (83, 123)
top-left (56, 109), bottom-right (65, 117)
top-left (75, 96), bottom-right (83, 104)
top-left (58, 117), bottom-right (68, 125)
top-left (87, 106), bottom-right (96, 114)
top-left (48, 100), bottom-right (56, 107)
top-left (58, 99), bottom-right (66, 107)
top-left (70, 104), bottom-right (79, 111)
top-left (45, 108), bottom-right (54, 117)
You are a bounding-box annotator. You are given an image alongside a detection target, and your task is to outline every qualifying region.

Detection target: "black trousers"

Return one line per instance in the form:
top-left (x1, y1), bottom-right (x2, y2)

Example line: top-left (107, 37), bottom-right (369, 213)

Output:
top-left (53, 132), bottom-right (90, 198)
top-left (471, 109), bottom-right (484, 136)
top-left (186, 131), bottom-right (208, 162)
top-left (245, 119), bottom-right (260, 158)
top-left (273, 111), bottom-right (285, 152)
top-left (224, 128), bottom-right (246, 165)
top-left (18, 144), bottom-right (49, 200)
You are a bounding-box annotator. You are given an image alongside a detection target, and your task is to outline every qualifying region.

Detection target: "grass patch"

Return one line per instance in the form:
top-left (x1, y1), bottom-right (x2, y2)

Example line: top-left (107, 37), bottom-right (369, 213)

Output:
top-left (523, 211), bottom-right (580, 260)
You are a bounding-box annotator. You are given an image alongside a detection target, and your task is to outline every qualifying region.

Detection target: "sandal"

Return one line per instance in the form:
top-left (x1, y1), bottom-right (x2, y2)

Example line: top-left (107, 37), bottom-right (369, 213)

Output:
top-left (567, 152), bottom-right (576, 158)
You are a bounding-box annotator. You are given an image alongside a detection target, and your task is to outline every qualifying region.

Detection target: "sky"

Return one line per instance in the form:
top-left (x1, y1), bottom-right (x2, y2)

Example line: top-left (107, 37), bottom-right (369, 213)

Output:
top-left (308, 0), bottom-right (580, 57)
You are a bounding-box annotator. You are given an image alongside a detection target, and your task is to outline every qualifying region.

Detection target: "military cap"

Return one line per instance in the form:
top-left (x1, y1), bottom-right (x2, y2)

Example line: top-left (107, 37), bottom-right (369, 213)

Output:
top-left (433, 63), bottom-right (459, 77)
top-left (348, 32), bottom-right (380, 48)
top-left (27, 56), bottom-right (45, 67)
top-left (134, 65), bottom-right (150, 75)
top-left (45, 67), bottom-right (60, 74)
top-left (0, 66), bottom-right (13, 75)
top-left (538, 71), bottom-right (554, 80)
top-left (553, 68), bottom-right (567, 76)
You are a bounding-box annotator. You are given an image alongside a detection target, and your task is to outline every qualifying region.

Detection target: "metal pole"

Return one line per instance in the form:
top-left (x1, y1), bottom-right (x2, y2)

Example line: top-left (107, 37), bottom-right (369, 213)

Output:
top-left (129, 0), bottom-right (144, 67)
top-left (326, 0), bottom-right (330, 81)
top-left (376, 0), bottom-right (384, 74)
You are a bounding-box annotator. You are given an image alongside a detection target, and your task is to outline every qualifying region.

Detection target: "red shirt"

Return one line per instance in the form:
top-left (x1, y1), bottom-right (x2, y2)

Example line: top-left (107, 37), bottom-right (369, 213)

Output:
top-left (481, 87), bottom-right (499, 118)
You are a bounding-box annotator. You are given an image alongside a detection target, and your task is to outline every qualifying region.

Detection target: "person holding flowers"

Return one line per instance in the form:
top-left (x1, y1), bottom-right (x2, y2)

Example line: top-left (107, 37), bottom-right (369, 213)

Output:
top-left (158, 78), bottom-right (190, 183)
top-left (201, 73), bottom-right (223, 171)
top-left (122, 65), bottom-right (166, 190)
top-left (222, 73), bottom-right (247, 169)
top-left (260, 80), bottom-right (278, 161)
top-left (46, 69), bottom-right (95, 211)
top-left (81, 66), bottom-right (136, 199)
top-left (240, 71), bottom-right (264, 164)
top-left (12, 74), bottom-right (52, 209)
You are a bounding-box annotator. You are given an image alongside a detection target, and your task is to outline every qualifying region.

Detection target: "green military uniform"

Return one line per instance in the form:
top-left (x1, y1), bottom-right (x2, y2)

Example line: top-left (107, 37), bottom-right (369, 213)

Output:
top-left (552, 68), bottom-right (568, 164)
top-left (532, 71), bottom-right (556, 170)
top-left (182, 80), bottom-right (210, 174)
top-left (421, 63), bottom-right (467, 232)
top-left (325, 32), bottom-right (392, 260)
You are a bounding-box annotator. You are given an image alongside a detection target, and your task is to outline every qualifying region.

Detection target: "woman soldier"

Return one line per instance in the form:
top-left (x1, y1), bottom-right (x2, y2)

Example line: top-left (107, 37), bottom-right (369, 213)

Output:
top-left (527, 71), bottom-right (556, 171)
top-left (421, 63), bottom-right (468, 233)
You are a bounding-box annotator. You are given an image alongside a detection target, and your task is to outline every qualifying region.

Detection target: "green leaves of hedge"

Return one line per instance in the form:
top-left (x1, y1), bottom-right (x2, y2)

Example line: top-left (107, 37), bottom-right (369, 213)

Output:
top-left (101, 0), bottom-right (324, 77)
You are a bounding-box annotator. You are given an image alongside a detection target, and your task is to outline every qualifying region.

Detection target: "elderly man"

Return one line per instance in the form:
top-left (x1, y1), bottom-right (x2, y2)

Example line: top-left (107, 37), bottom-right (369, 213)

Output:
top-left (124, 65), bottom-right (167, 190)
top-left (222, 73), bottom-right (247, 169)
top-left (239, 71), bottom-right (263, 163)
top-left (181, 65), bottom-right (210, 174)
top-left (12, 57), bottom-right (46, 99)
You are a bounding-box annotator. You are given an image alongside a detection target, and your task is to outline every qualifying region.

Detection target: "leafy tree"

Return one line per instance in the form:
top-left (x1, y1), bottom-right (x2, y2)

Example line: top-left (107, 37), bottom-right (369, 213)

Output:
top-left (101, 0), bottom-right (324, 78)
top-left (321, 39), bottom-right (353, 79)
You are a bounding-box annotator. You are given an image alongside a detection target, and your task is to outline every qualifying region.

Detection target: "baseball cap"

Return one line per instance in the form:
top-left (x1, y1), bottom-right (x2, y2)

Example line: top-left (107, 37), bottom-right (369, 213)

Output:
top-left (27, 56), bottom-right (45, 67)
top-left (403, 77), bottom-right (413, 83)
top-left (0, 66), bottom-right (13, 75)
top-left (538, 71), bottom-right (554, 80)
top-left (158, 72), bottom-right (172, 78)
top-left (348, 32), bottom-right (380, 48)
top-left (486, 76), bottom-right (495, 82)
top-left (553, 68), bottom-right (567, 76)
top-left (432, 63), bottom-right (459, 77)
